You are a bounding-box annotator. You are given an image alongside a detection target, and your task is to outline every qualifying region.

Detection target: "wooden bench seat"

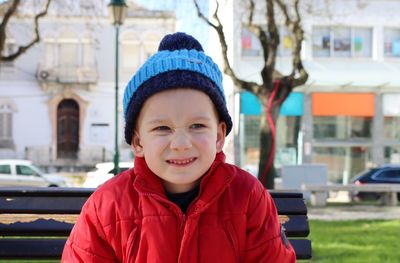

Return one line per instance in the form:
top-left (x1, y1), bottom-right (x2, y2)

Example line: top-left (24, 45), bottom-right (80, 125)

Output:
top-left (0, 187), bottom-right (312, 260)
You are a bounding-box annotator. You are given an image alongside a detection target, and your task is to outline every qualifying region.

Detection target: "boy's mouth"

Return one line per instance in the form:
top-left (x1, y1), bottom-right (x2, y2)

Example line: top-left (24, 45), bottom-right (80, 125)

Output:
top-left (166, 157), bottom-right (197, 166)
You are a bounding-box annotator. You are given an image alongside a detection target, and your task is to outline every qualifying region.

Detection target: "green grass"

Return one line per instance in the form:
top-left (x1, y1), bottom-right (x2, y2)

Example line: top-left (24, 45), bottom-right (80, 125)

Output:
top-left (305, 219), bottom-right (400, 263)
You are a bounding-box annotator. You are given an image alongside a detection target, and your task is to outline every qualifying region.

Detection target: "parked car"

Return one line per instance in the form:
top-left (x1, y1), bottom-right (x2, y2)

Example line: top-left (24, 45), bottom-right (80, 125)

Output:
top-left (0, 159), bottom-right (68, 187)
top-left (83, 162), bottom-right (134, 188)
top-left (350, 164), bottom-right (400, 201)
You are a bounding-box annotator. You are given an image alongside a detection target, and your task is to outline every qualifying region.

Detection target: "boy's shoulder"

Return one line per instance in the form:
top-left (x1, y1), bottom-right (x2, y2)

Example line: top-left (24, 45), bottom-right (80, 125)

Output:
top-left (218, 162), bottom-right (264, 194)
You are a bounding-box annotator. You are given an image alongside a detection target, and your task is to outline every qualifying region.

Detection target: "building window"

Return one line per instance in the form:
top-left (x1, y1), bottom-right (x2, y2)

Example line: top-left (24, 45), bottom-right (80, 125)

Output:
top-left (313, 146), bottom-right (372, 184)
top-left (241, 26), bottom-right (293, 57)
top-left (0, 41), bottom-right (16, 69)
top-left (241, 115), bottom-right (301, 168)
top-left (384, 146), bottom-right (400, 164)
top-left (313, 116), bottom-right (372, 139)
top-left (0, 103), bottom-right (14, 148)
top-left (384, 116), bottom-right (400, 140)
top-left (384, 28), bottom-right (400, 58)
top-left (59, 41), bottom-right (79, 67)
top-left (143, 33), bottom-right (160, 59)
top-left (312, 26), bottom-right (372, 58)
top-left (122, 32), bottom-right (140, 71)
top-left (44, 34), bottom-right (95, 68)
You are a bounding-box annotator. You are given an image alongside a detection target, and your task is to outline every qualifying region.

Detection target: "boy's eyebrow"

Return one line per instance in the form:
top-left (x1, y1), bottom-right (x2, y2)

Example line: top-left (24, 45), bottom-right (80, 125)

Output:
top-left (145, 119), bottom-right (167, 126)
top-left (145, 115), bottom-right (213, 125)
top-left (190, 116), bottom-right (213, 122)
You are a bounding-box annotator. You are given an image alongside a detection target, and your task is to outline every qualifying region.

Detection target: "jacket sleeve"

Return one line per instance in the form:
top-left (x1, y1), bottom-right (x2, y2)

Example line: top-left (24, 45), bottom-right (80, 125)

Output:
top-left (61, 196), bottom-right (117, 263)
top-left (244, 182), bottom-right (296, 263)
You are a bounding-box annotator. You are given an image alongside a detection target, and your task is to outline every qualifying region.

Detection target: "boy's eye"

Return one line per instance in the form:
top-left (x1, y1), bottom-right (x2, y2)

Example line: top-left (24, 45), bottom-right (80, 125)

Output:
top-left (190, 123), bottom-right (206, 129)
top-left (153, 126), bottom-right (171, 132)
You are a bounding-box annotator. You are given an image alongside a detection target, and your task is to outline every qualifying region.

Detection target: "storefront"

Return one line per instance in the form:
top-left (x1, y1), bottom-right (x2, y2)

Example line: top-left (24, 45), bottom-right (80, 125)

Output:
top-left (311, 93), bottom-right (374, 184)
top-left (239, 91), bottom-right (304, 170)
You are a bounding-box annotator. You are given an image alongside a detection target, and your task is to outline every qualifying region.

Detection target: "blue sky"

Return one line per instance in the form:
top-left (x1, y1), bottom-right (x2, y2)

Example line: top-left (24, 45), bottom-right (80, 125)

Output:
top-left (135, 0), bottom-right (210, 50)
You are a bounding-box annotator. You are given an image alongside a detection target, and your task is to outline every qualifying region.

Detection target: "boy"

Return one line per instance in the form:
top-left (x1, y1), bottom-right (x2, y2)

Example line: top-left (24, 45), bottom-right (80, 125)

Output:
top-left (62, 32), bottom-right (295, 262)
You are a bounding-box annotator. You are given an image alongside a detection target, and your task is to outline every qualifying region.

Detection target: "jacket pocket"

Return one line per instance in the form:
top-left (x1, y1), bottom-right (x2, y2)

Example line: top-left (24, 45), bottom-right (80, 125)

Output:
top-left (223, 220), bottom-right (240, 262)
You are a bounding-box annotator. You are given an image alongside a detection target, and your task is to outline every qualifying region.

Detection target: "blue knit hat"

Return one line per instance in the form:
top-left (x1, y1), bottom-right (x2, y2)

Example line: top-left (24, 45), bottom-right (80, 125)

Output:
top-left (123, 32), bottom-right (233, 144)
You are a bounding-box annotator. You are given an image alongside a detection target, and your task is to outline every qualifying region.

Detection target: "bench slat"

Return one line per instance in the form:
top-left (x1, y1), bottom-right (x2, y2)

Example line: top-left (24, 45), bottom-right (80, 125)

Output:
top-left (0, 238), bottom-right (312, 260)
top-left (282, 215), bottom-right (310, 237)
top-left (0, 238), bottom-right (66, 259)
top-left (1, 194), bottom-right (308, 215)
top-left (0, 187), bottom-right (95, 197)
top-left (273, 197), bottom-right (308, 215)
top-left (290, 239), bottom-right (312, 260)
top-left (269, 191), bottom-right (304, 198)
top-left (0, 196), bottom-right (87, 214)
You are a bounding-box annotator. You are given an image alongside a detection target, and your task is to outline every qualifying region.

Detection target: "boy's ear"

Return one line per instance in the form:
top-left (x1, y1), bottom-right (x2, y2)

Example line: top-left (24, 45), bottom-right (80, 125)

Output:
top-left (216, 122), bottom-right (226, 153)
top-left (131, 132), bottom-right (144, 157)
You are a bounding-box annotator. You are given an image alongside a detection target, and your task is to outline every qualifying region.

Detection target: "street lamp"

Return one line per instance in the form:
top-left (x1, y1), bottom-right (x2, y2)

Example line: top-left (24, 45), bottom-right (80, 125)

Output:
top-left (108, 0), bottom-right (127, 175)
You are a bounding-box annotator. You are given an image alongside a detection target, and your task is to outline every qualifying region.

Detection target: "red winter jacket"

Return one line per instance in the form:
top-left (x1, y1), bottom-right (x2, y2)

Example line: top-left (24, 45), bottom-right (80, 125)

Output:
top-left (62, 152), bottom-right (295, 262)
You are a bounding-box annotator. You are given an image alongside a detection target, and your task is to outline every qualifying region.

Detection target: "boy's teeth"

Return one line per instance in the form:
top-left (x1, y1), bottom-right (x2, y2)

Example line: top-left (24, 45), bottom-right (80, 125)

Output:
top-left (169, 158), bottom-right (194, 164)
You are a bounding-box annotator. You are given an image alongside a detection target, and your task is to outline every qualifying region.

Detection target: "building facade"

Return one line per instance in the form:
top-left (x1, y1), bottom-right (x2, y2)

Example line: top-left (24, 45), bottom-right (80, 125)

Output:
top-left (0, 0), bottom-right (175, 170)
top-left (230, 0), bottom-right (400, 183)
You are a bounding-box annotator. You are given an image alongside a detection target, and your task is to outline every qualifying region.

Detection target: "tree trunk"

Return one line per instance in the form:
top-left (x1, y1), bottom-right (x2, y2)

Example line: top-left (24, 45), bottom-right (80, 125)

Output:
top-left (257, 80), bottom-right (289, 189)
top-left (258, 107), bottom-right (277, 189)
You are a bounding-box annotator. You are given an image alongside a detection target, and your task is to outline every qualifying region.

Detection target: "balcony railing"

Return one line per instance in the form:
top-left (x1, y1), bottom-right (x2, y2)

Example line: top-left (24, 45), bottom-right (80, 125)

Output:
top-left (36, 65), bottom-right (98, 84)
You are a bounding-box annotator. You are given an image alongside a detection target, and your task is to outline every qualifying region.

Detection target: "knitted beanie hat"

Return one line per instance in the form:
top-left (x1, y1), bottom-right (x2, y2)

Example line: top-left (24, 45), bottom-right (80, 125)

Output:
top-left (123, 32), bottom-right (233, 144)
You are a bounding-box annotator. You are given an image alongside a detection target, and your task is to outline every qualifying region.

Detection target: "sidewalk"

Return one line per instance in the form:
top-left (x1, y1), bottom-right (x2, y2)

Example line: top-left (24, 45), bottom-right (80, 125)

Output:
top-left (308, 205), bottom-right (400, 220)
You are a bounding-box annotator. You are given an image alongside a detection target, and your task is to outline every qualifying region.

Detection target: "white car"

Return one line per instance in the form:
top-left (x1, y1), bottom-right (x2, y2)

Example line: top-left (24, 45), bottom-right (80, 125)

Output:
top-left (0, 159), bottom-right (68, 187)
top-left (83, 162), bottom-right (133, 188)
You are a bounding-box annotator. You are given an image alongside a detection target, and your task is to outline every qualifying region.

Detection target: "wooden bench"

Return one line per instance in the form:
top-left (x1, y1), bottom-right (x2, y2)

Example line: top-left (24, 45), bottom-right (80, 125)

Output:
top-left (302, 183), bottom-right (400, 207)
top-left (0, 187), bottom-right (312, 260)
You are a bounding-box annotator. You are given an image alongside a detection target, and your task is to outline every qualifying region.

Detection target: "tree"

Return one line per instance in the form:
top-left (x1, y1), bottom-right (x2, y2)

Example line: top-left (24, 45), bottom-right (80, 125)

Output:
top-left (194, 0), bottom-right (308, 189)
top-left (0, 0), bottom-right (52, 62)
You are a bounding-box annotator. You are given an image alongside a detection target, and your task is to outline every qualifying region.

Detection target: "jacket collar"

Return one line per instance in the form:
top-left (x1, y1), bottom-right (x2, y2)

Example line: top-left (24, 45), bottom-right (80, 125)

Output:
top-left (132, 152), bottom-right (235, 212)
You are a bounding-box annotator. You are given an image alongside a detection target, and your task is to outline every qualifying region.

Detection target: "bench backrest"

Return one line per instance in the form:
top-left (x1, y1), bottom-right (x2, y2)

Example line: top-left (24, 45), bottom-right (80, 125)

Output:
top-left (0, 187), bottom-right (311, 260)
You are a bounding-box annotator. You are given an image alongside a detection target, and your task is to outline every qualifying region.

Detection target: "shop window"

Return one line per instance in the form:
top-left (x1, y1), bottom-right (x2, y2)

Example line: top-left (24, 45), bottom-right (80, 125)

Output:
top-left (312, 26), bottom-right (372, 58)
top-left (313, 116), bottom-right (372, 139)
top-left (384, 28), bottom-right (400, 58)
top-left (384, 146), bottom-right (400, 164)
top-left (312, 146), bottom-right (372, 184)
top-left (384, 116), bottom-right (400, 140)
top-left (241, 115), bottom-right (301, 167)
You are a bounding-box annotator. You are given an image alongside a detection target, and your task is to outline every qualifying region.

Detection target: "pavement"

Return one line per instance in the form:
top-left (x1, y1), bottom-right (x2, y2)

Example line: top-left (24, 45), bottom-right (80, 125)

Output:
top-left (307, 205), bottom-right (400, 220)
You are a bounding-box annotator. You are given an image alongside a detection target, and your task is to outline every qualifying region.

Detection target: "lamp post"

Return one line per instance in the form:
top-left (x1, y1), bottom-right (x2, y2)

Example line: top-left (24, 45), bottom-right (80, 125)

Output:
top-left (108, 0), bottom-right (127, 175)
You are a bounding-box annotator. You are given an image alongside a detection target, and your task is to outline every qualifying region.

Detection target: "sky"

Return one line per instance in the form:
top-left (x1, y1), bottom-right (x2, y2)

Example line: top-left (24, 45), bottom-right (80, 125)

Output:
top-left (134, 0), bottom-right (210, 51)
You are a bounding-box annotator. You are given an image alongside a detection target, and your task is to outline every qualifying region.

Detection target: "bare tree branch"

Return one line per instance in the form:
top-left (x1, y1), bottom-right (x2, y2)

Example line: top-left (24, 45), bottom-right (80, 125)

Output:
top-left (275, 0), bottom-right (308, 86)
top-left (246, 0), bottom-right (271, 91)
top-left (0, 0), bottom-right (52, 62)
top-left (195, 0), bottom-right (308, 189)
top-left (0, 0), bottom-right (20, 55)
top-left (193, 0), bottom-right (261, 94)
top-left (263, 0), bottom-right (279, 88)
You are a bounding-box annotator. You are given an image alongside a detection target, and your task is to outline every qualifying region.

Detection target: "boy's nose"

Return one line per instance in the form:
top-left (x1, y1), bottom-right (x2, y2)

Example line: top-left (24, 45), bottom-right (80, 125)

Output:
top-left (170, 130), bottom-right (192, 151)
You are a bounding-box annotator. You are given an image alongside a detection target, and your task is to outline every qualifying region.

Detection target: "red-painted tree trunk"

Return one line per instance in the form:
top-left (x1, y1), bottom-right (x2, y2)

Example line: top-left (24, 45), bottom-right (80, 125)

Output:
top-left (258, 80), bottom-right (285, 189)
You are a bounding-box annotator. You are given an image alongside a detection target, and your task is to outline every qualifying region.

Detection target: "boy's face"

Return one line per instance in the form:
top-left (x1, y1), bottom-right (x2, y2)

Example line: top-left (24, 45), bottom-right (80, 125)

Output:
top-left (132, 88), bottom-right (226, 193)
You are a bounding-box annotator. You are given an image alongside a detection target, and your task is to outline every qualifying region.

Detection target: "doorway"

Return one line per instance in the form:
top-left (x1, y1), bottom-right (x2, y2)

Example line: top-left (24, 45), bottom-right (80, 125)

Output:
top-left (57, 99), bottom-right (79, 158)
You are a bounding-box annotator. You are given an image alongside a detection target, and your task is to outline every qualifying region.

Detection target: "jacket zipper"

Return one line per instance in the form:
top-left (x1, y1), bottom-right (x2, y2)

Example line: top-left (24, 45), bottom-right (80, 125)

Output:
top-left (142, 192), bottom-right (188, 259)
